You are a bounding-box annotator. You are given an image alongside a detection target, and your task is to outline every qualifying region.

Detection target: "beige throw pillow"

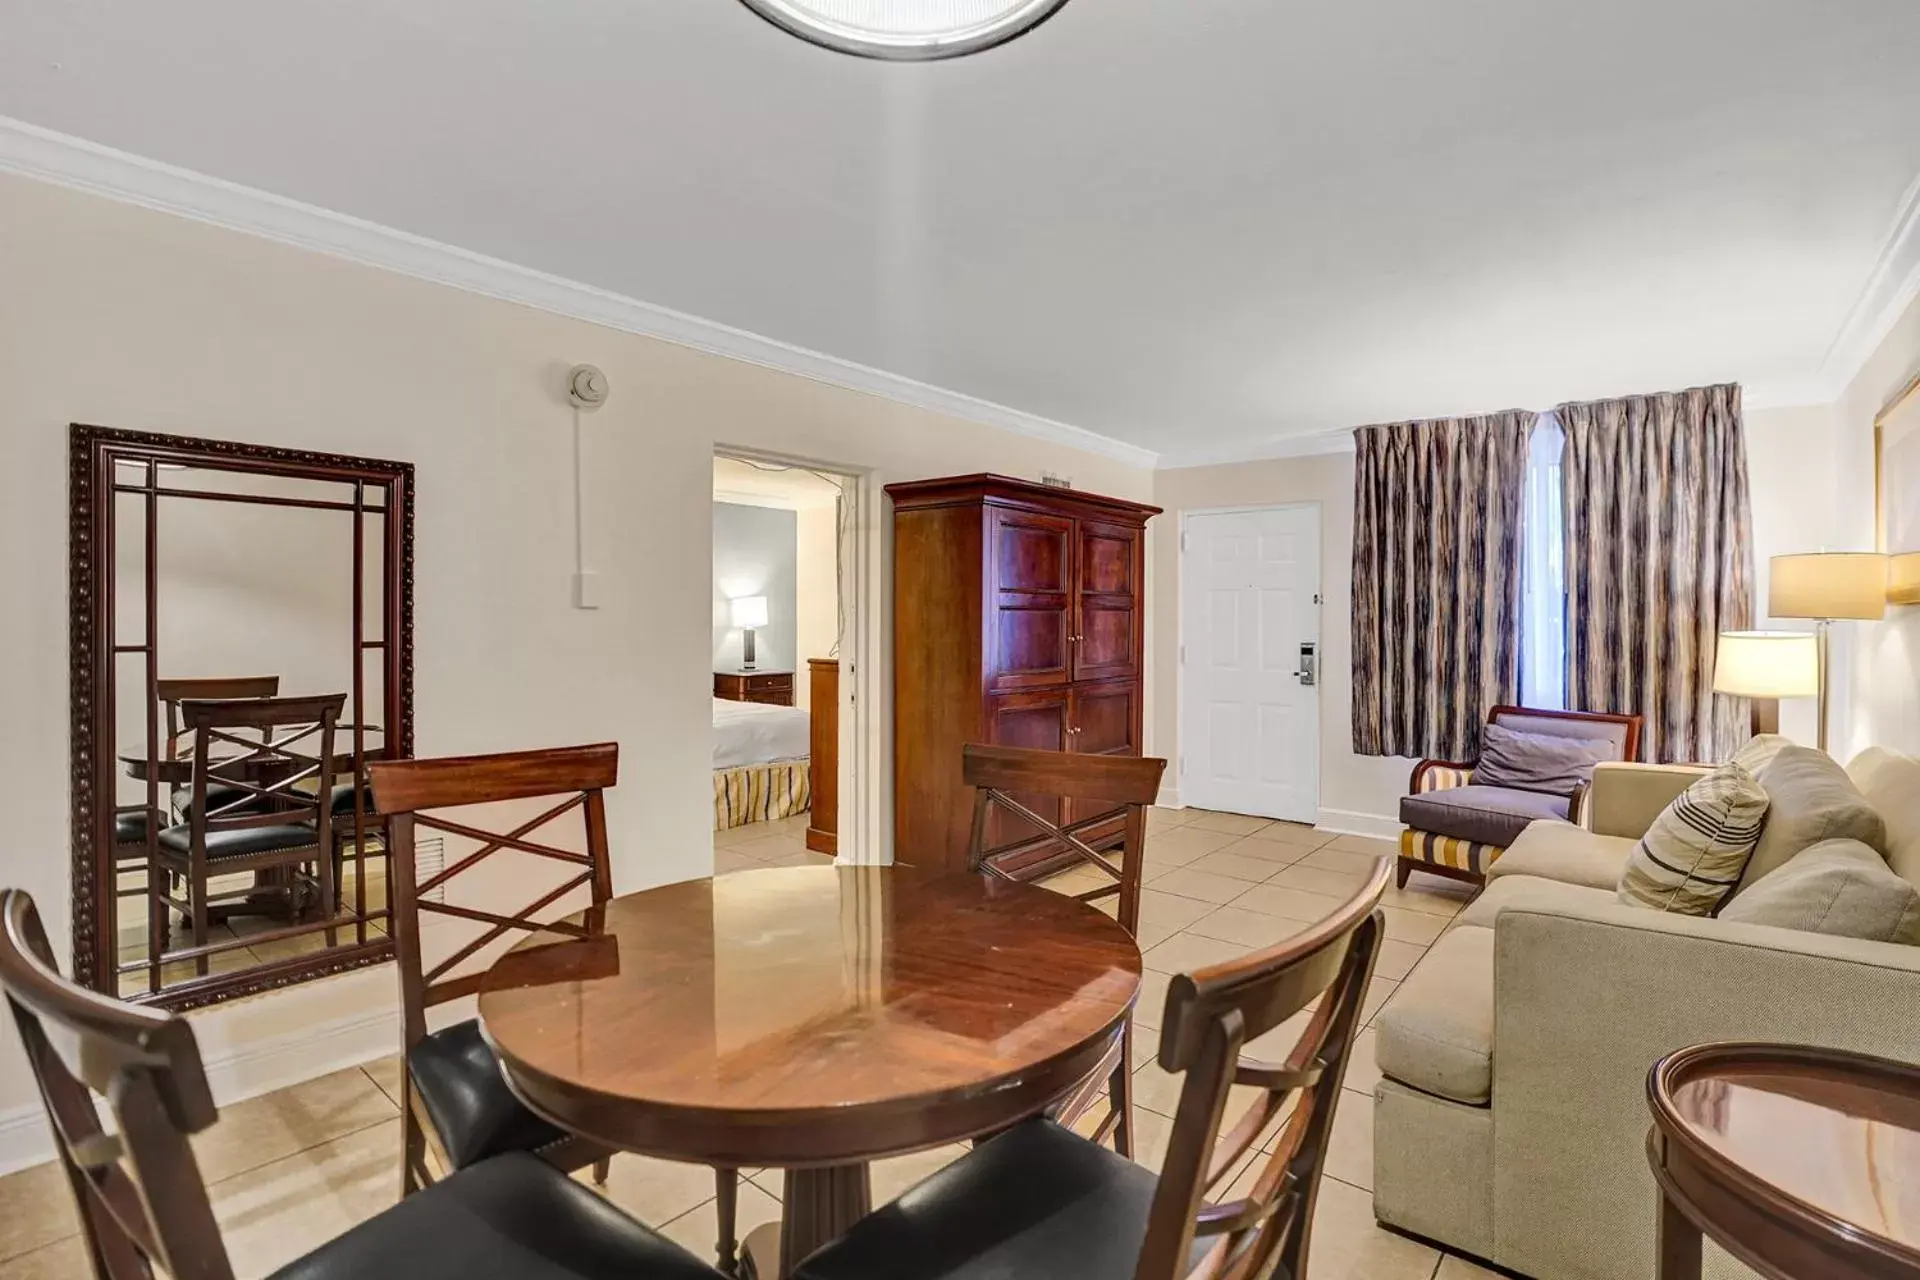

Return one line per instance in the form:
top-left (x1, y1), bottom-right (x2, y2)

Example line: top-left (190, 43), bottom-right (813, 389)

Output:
top-left (1720, 839), bottom-right (1920, 944)
top-left (1617, 763), bottom-right (1770, 915)
top-left (1739, 745), bottom-right (1889, 892)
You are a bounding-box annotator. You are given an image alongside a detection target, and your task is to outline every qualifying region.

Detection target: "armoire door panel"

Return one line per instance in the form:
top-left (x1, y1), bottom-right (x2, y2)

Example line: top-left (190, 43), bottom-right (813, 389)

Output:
top-left (984, 689), bottom-right (1072, 849)
top-left (1067, 680), bottom-right (1142, 830)
top-left (988, 508), bottom-right (1074, 690)
top-left (1073, 521), bottom-right (1142, 682)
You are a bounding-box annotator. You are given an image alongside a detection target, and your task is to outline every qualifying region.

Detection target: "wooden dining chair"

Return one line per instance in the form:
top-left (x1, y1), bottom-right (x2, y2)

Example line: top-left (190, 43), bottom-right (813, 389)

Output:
top-left (791, 857), bottom-right (1390, 1280)
top-left (153, 693), bottom-right (344, 979)
top-left (0, 888), bottom-right (730, 1280)
top-left (157, 675), bottom-right (282, 816)
top-left (368, 743), bottom-right (744, 1275)
top-left (963, 743), bottom-right (1168, 1156)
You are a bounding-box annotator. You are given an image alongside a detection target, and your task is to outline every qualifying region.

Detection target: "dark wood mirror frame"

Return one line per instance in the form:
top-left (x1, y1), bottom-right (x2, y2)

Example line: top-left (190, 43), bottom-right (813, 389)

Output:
top-left (69, 424), bottom-right (414, 1010)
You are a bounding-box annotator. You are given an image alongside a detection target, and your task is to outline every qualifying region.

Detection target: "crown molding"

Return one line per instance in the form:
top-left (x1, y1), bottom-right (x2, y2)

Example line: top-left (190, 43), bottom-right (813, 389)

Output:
top-left (1156, 427), bottom-right (1355, 471)
top-left (1816, 168), bottom-right (1920, 403)
top-left (0, 115), bottom-right (1159, 472)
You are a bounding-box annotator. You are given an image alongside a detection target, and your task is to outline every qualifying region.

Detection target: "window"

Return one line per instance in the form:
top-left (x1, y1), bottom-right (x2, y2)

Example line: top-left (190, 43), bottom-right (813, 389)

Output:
top-left (1518, 413), bottom-right (1566, 709)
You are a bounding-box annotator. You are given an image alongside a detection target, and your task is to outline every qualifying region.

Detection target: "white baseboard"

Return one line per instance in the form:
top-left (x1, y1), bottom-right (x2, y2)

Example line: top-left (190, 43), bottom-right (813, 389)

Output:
top-left (1314, 807), bottom-right (1402, 840)
top-left (0, 998), bottom-right (398, 1177)
top-left (1155, 786), bottom-right (1183, 809)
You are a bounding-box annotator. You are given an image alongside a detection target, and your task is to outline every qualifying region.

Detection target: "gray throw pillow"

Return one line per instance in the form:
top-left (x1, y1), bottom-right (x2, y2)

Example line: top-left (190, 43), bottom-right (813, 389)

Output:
top-left (1739, 745), bottom-right (1889, 893)
top-left (1472, 723), bottom-right (1618, 798)
top-left (1617, 762), bottom-right (1770, 915)
top-left (1721, 839), bottom-right (1920, 944)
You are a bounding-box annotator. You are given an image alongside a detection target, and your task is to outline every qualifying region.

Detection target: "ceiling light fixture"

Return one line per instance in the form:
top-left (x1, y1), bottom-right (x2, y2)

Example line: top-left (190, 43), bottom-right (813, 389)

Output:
top-left (737, 0), bottom-right (1071, 60)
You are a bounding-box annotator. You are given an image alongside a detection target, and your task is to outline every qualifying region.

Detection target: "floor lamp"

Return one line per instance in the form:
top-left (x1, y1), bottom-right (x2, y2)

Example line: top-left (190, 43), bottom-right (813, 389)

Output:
top-left (1712, 631), bottom-right (1818, 739)
top-left (1767, 553), bottom-right (1888, 752)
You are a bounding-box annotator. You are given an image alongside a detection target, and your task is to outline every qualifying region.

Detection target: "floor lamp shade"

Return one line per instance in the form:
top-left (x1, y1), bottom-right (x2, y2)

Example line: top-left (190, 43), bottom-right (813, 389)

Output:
top-left (1768, 553), bottom-right (1888, 621)
top-left (1714, 630), bottom-right (1818, 737)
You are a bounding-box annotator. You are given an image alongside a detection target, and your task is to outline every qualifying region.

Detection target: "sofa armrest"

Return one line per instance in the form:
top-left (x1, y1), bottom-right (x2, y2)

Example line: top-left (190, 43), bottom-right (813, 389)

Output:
top-left (1488, 901), bottom-right (1920, 1280)
top-left (1585, 762), bottom-right (1708, 839)
top-left (1410, 759), bottom-right (1475, 794)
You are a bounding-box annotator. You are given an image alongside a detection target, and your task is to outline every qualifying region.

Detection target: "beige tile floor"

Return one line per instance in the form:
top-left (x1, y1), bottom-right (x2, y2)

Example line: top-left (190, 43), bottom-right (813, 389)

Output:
top-left (0, 807), bottom-right (1498, 1279)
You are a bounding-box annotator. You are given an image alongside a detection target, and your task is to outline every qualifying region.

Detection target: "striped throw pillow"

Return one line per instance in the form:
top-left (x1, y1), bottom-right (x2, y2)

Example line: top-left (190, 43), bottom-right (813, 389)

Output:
top-left (1617, 763), bottom-right (1770, 915)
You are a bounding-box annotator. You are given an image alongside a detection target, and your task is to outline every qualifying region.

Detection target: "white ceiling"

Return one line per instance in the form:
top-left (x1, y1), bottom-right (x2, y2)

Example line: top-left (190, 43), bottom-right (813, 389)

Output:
top-left (5, 1), bottom-right (1920, 463)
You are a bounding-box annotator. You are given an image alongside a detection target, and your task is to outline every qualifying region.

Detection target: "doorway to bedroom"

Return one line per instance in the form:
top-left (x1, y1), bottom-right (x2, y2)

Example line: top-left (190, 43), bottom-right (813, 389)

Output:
top-left (710, 450), bottom-right (862, 869)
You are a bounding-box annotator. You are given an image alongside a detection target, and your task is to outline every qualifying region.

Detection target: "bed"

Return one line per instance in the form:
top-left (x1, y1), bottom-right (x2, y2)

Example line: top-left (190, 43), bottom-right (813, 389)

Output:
top-left (712, 697), bottom-right (812, 831)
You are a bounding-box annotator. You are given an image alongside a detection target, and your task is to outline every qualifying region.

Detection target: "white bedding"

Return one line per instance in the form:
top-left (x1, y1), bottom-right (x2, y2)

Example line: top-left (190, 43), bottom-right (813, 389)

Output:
top-left (713, 697), bottom-right (811, 770)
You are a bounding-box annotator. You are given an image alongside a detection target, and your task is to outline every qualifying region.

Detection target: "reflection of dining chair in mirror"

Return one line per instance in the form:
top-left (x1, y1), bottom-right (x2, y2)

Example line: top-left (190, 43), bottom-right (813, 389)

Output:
top-left (153, 694), bottom-right (343, 982)
top-left (963, 743), bottom-right (1169, 1158)
top-left (156, 676), bottom-right (281, 817)
top-left (369, 740), bottom-right (738, 1273)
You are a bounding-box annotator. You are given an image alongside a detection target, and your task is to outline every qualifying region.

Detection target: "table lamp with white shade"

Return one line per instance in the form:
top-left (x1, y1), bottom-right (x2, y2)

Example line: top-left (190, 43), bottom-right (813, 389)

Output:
top-left (1767, 553), bottom-right (1888, 751)
top-left (1712, 630), bottom-right (1819, 740)
top-left (730, 595), bottom-right (770, 671)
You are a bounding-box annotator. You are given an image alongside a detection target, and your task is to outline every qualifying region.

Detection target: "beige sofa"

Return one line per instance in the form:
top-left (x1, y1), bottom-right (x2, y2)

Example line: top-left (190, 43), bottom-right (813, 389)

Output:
top-left (1371, 744), bottom-right (1920, 1280)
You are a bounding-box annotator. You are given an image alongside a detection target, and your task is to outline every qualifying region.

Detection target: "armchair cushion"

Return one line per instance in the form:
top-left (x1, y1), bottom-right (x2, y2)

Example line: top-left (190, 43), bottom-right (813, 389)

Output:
top-left (1471, 724), bottom-right (1620, 798)
top-left (1485, 821), bottom-right (1638, 890)
top-left (1400, 786), bottom-right (1569, 849)
top-left (1375, 925), bottom-right (1495, 1105)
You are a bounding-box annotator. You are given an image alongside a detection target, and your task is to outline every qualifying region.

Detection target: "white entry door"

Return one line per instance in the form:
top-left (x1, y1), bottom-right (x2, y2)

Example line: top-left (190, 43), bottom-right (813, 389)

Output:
top-left (1179, 506), bottom-right (1321, 821)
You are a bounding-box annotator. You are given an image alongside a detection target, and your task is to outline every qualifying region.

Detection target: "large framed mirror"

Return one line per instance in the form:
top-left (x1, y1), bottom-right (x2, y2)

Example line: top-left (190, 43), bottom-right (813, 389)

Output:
top-left (70, 425), bottom-right (414, 1009)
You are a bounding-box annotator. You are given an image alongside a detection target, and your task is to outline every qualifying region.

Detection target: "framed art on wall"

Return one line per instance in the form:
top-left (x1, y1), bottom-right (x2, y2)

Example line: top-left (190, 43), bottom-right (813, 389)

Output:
top-left (1879, 372), bottom-right (1920, 605)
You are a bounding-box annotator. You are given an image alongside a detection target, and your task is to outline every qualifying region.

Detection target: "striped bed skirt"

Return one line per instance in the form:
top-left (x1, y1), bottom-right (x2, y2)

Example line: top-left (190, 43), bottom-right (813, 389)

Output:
top-left (714, 761), bottom-right (811, 832)
top-left (1398, 827), bottom-right (1504, 877)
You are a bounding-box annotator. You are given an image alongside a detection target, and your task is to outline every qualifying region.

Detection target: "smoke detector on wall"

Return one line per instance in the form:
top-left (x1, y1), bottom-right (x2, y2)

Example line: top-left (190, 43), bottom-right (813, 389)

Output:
top-left (567, 364), bottom-right (610, 411)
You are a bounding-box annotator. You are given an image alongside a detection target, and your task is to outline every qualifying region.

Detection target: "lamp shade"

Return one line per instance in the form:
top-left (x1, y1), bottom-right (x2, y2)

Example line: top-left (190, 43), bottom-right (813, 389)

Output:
top-left (1892, 553), bottom-right (1920, 607)
top-left (730, 595), bottom-right (769, 629)
top-left (1712, 631), bottom-right (1819, 698)
top-left (1769, 553), bottom-right (1888, 621)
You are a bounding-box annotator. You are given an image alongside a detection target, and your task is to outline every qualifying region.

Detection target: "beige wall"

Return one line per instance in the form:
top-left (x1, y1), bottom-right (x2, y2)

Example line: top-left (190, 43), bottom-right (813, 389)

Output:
top-left (0, 171), bottom-right (1151, 1120)
top-left (1149, 454), bottom-right (1411, 831)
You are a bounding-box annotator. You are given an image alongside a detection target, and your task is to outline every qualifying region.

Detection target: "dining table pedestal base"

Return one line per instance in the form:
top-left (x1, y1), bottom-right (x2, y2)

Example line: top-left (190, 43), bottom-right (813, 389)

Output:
top-left (738, 1163), bottom-right (872, 1280)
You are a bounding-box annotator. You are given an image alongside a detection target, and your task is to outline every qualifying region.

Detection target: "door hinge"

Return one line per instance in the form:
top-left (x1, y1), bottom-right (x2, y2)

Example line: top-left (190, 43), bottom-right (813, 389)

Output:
top-left (1178, 643), bottom-right (1186, 665)
top-left (1179, 755), bottom-right (1187, 777)
top-left (1180, 530), bottom-right (1189, 553)
top-left (1314, 592), bottom-right (1323, 605)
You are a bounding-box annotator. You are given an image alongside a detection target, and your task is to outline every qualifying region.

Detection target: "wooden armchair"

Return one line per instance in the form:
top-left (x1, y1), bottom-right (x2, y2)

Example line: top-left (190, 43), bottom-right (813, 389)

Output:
top-left (1399, 705), bottom-right (1641, 888)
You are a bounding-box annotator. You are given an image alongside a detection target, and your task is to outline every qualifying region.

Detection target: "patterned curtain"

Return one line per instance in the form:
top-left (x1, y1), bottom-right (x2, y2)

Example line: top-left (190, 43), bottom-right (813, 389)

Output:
top-left (1559, 383), bottom-right (1753, 763)
top-left (1352, 411), bottom-right (1535, 760)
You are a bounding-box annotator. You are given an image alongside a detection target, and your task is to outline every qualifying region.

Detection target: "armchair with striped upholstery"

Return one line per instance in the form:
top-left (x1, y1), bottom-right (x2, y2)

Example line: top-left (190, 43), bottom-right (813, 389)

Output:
top-left (1397, 706), bottom-right (1641, 888)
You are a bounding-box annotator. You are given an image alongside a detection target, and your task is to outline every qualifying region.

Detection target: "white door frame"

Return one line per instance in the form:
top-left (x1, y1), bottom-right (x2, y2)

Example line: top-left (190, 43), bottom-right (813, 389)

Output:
top-left (1176, 501), bottom-right (1323, 818)
top-left (714, 445), bottom-right (888, 865)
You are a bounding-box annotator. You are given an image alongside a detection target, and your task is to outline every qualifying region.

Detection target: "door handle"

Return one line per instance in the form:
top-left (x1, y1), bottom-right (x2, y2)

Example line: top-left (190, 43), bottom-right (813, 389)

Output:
top-left (1295, 642), bottom-right (1318, 687)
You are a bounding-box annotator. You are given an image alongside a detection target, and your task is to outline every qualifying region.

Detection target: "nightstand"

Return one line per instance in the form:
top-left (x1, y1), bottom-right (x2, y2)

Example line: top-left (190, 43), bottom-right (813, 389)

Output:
top-left (714, 669), bottom-right (795, 707)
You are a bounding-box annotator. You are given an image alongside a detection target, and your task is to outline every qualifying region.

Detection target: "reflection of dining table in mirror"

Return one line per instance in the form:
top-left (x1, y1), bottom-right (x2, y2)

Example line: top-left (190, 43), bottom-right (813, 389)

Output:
top-left (71, 424), bottom-right (413, 1009)
top-left (477, 864), bottom-right (1142, 1279)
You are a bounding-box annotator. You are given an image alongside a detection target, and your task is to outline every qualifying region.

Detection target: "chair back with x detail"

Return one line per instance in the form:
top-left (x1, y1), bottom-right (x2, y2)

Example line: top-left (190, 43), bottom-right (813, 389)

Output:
top-left (0, 888), bottom-right (735, 1280)
top-left (0, 889), bottom-right (234, 1280)
top-left (368, 743), bottom-right (746, 1275)
top-left (1138, 856), bottom-right (1388, 1280)
top-left (962, 742), bottom-right (1166, 1156)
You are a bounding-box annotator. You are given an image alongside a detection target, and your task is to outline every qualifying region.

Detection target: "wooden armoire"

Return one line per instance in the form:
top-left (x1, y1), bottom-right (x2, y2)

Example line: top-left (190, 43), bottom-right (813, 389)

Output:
top-left (887, 474), bottom-right (1161, 873)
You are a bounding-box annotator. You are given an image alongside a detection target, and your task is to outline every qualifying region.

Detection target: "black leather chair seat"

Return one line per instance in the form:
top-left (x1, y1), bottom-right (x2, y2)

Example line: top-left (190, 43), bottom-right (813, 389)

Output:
top-left (157, 823), bottom-right (320, 861)
top-left (409, 1017), bottom-right (569, 1169)
top-left (114, 810), bottom-right (152, 844)
top-left (794, 1119), bottom-right (1163, 1280)
top-left (267, 1151), bottom-right (723, 1280)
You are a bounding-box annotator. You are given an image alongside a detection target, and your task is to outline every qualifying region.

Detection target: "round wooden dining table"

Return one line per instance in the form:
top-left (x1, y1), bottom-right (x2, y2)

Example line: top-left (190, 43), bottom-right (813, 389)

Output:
top-left (477, 863), bottom-right (1142, 1278)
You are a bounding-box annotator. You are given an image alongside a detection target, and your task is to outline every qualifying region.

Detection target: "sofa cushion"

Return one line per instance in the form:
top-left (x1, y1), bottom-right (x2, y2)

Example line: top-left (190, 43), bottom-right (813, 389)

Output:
top-left (1456, 874), bottom-right (1618, 931)
top-left (1484, 820), bottom-right (1639, 891)
top-left (1375, 925), bottom-right (1494, 1105)
top-left (1617, 763), bottom-right (1769, 915)
top-left (1732, 733), bottom-right (1794, 776)
top-left (1471, 724), bottom-right (1620, 798)
top-left (1719, 839), bottom-right (1920, 944)
top-left (1847, 748), bottom-right (1920, 888)
top-left (1400, 786), bottom-right (1570, 849)
top-left (1740, 745), bottom-right (1889, 893)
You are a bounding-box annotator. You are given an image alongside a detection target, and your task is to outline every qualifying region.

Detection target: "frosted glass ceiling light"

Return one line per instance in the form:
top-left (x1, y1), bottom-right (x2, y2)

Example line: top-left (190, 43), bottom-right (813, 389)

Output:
top-left (738, 0), bottom-right (1071, 60)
